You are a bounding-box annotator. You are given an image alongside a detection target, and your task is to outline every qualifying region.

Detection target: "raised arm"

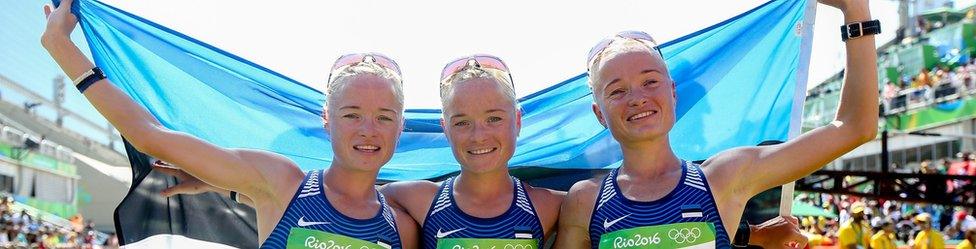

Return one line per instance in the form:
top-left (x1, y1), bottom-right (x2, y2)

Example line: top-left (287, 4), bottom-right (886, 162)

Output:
top-left (40, 0), bottom-right (300, 201)
top-left (706, 0), bottom-right (879, 197)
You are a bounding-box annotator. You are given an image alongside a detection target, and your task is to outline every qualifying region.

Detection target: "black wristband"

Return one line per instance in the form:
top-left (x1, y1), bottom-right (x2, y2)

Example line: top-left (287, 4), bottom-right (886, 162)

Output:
top-left (76, 67), bottom-right (106, 93)
top-left (732, 220), bottom-right (751, 248)
top-left (841, 20), bottom-right (881, 41)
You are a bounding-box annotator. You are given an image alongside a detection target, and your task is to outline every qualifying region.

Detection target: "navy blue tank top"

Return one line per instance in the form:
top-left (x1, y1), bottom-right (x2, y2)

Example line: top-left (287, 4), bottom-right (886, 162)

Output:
top-left (588, 161), bottom-right (730, 248)
top-left (261, 170), bottom-right (401, 249)
top-left (421, 176), bottom-right (544, 249)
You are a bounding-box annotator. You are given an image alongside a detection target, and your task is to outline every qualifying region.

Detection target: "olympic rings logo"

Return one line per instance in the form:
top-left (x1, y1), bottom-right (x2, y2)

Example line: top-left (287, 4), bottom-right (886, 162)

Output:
top-left (450, 244), bottom-right (534, 249)
top-left (667, 228), bottom-right (701, 244)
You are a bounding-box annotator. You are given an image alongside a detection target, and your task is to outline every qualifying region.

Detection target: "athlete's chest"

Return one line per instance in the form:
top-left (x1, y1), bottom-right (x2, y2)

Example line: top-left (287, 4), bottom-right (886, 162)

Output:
top-left (614, 170), bottom-right (683, 201)
top-left (451, 195), bottom-right (514, 218)
top-left (616, 181), bottom-right (678, 202)
top-left (323, 191), bottom-right (384, 219)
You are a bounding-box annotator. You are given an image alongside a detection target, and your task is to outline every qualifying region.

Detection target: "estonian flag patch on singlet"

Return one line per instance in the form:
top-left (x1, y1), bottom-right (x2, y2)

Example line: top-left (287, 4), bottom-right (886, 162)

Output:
top-left (377, 235), bottom-right (394, 249)
top-left (377, 240), bottom-right (392, 249)
top-left (681, 204), bottom-right (704, 218)
top-left (514, 226), bottom-right (534, 239)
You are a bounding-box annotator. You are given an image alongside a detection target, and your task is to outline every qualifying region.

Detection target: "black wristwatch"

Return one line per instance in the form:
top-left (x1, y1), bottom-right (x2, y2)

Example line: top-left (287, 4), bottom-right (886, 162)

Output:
top-left (841, 20), bottom-right (881, 41)
top-left (732, 220), bottom-right (751, 248)
top-left (74, 67), bottom-right (107, 93)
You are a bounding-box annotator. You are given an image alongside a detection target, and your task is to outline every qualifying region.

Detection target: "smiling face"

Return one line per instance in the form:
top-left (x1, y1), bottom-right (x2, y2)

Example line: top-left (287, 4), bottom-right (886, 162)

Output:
top-left (441, 77), bottom-right (521, 174)
top-left (324, 74), bottom-right (404, 172)
top-left (589, 48), bottom-right (676, 145)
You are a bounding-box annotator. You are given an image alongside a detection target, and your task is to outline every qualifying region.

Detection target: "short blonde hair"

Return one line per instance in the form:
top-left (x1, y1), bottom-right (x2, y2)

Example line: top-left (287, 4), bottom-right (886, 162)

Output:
top-left (586, 38), bottom-right (663, 88)
top-left (324, 62), bottom-right (404, 112)
top-left (439, 66), bottom-right (517, 108)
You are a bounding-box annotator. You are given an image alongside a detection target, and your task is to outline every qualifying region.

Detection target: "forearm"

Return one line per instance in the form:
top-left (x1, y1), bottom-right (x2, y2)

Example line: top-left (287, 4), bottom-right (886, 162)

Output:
top-left (41, 36), bottom-right (165, 151)
top-left (41, 34), bottom-right (93, 83)
top-left (832, 1), bottom-right (879, 139)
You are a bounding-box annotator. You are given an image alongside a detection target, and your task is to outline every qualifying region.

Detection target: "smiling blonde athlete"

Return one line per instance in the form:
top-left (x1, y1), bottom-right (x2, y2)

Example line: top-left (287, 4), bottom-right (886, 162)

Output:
top-left (40, 2), bottom-right (418, 247)
top-left (556, 0), bottom-right (878, 248)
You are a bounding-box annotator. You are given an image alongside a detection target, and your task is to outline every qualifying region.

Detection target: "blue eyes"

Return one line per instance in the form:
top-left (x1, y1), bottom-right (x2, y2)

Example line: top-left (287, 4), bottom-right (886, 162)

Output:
top-left (608, 79), bottom-right (660, 98)
top-left (342, 113), bottom-right (394, 122)
top-left (454, 117), bottom-right (502, 127)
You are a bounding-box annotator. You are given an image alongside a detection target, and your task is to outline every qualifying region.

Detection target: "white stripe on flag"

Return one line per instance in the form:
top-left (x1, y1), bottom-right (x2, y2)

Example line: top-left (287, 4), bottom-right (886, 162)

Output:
top-left (781, 0), bottom-right (819, 217)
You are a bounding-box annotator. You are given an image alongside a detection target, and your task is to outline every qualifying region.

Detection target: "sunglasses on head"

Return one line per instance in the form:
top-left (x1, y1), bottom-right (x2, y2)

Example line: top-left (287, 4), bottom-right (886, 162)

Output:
top-left (327, 52), bottom-right (402, 84)
top-left (440, 54), bottom-right (514, 88)
top-left (586, 31), bottom-right (663, 69)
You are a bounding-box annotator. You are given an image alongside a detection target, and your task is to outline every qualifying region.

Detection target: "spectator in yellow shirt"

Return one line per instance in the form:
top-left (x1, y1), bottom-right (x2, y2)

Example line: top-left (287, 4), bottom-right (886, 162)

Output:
top-left (803, 217), bottom-right (833, 247)
top-left (912, 213), bottom-right (945, 249)
top-left (870, 220), bottom-right (897, 249)
top-left (958, 229), bottom-right (975, 249)
top-left (838, 202), bottom-right (871, 249)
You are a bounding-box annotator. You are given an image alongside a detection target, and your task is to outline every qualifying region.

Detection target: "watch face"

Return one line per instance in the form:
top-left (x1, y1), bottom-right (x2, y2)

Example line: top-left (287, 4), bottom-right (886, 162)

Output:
top-left (842, 20), bottom-right (880, 41)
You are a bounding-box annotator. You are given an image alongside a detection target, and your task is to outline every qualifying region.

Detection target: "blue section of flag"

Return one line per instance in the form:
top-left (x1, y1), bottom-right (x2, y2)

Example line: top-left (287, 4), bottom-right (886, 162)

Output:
top-left (62, 0), bottom-right (811, 181)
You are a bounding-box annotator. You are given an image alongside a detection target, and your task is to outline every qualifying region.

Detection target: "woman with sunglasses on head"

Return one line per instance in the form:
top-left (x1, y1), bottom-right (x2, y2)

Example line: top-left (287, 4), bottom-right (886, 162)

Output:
top-left (556, 0), bottom-right (877, 248)
top-left (379, 55), bottom-right (564, 249)
top-left (40, 1), bottom-right (417, 248)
